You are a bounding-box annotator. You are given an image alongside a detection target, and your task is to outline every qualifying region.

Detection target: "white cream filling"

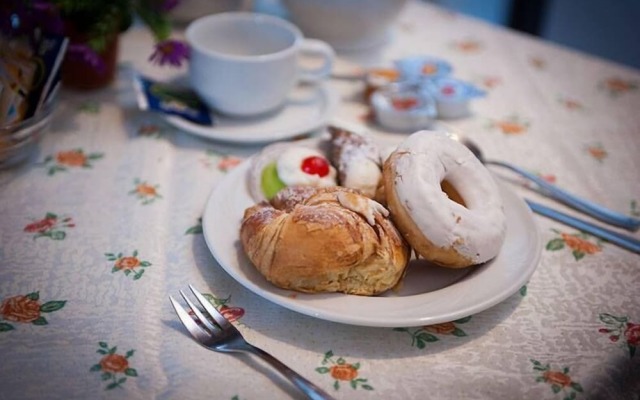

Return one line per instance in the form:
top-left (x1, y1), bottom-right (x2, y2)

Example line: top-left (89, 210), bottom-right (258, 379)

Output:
top-left (342, 160), bottom-right (382, 198)
top-left (276, 147), bottom-right (337, 188)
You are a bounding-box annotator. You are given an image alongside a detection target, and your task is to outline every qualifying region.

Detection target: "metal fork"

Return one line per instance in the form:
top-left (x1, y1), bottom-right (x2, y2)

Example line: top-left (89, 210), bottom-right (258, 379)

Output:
top-left (169, 285), bottom-right (335, 400)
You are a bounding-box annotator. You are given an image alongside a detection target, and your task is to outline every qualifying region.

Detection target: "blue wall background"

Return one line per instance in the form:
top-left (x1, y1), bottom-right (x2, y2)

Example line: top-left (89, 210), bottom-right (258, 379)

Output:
top-left (429, 0), bottom-right (640, 70)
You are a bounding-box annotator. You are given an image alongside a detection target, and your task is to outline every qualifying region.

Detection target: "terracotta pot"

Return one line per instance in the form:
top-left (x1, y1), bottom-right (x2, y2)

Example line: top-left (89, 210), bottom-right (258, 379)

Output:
top-left (61, 26), bottom-right (119, 91)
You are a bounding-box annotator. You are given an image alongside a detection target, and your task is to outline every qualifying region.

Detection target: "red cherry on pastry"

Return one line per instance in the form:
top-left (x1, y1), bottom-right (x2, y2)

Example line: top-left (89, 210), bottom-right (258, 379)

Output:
top-left (301, 156), bottom-right (330, 177)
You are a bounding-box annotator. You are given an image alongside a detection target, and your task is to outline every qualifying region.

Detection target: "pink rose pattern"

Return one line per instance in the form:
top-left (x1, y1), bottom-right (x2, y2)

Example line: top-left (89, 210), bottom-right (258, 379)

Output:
top-left (201, 293), bottom-right (245, 323)
top-left (599, 313), bottom-right (638, 358)
top-left (24, 212), bottom-right (75, 240)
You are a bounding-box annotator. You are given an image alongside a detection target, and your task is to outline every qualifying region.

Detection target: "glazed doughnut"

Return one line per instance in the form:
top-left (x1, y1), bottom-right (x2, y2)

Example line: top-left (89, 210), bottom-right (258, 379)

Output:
top-left (383, 131), bottom-right (506, 268)
top-left (240, 186), bottom-right (410, 295)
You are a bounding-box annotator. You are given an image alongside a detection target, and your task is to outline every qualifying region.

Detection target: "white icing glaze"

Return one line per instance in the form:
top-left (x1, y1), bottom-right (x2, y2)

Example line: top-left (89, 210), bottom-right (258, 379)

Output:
top-left (276, 147), bottom-right (337, 187)
top-left (392, 131), bottom-right (506, 263)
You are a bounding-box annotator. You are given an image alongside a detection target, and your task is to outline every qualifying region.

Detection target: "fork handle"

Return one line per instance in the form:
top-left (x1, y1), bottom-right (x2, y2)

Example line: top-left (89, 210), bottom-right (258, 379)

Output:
top-left (487, 160), bottom-right (640, 232)
top-left (247, 345), bottom-right (336, 400)
top-left (526, 199), bottom-right (640, 254)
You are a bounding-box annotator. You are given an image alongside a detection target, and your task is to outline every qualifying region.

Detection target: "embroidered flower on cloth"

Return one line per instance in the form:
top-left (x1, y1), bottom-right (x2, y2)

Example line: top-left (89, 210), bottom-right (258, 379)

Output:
top-left (585, 143), bottom-right (607, 162)
top-left (520, 172), bottom-right (556, 190)
top-left (129, 178), bottom-right (162, 205)
top-left (200, 150), bottom-right (243, 171)
top-left (90, 342), bottom-right (138, 390)
top-left (474, 75), bottom-right (502, 89)
top-left (451, 39), bottom-right (482, 53)
top-left (201, 293), bottom-right (245, 323)
top-left (546, 230), bottom-right (601, 260)
top-left (24, 212), bottom-right (74, 240)
top-left (558, 96), bottom-right (584, 111)
top-left (41, 149), bottom-right (104, 175)
top-left (316, 351), bottom-right (373, 391)
top-left (529, 56), bottom-right (546, 70)
top-left (531, 359), bottom-right (583, 398)
top-left (0, 292), bottom-right (66, 331)
top-left (598, 313), bottom-right (639, 358)
top-left (488, 115), bottom-right (530, 135)
top-left (217, 156), bottom-right (243, 172)
top-left (599, 77), bottom-right (638, 96)
top-left (393, 316), bottom-right (471, 348)
top-left (105, 250), bottom-right (152, 280)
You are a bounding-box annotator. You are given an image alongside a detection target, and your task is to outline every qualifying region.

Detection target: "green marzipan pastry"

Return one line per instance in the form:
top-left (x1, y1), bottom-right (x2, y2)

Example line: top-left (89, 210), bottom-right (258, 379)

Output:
top-left (261, 162), bottom-right (286, 200)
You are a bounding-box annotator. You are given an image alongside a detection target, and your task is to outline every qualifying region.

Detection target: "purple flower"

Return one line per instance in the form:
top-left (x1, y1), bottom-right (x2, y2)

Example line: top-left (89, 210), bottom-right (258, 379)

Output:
top-left (148, 39), bottom-right (189, 67)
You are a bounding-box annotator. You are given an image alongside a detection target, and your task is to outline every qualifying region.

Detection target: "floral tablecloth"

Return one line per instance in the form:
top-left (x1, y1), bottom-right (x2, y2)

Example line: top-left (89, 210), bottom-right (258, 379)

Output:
top-left (1, 1), bottom-right (639, 399)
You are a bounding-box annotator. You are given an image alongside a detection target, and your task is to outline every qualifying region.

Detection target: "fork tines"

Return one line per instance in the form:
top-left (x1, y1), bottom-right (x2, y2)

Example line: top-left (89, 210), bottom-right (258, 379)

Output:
top-left (169, 284), bottom-right (232, 340)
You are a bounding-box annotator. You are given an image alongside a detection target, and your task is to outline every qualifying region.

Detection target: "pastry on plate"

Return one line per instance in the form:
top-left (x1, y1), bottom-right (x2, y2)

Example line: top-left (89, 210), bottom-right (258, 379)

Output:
top-left (240, 186), bottom-right (410, 295)
top-left (247, 141), bottom-right (337, 202)
top-left (383, 131), bottom-right (507, 268)
top-left (328, 126), bottom-right (383, 201)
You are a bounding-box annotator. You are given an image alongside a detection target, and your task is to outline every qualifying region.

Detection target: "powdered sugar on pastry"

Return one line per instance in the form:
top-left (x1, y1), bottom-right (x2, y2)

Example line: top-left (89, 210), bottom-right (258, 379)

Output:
top-left (337, 191), bottom-right (388, 226)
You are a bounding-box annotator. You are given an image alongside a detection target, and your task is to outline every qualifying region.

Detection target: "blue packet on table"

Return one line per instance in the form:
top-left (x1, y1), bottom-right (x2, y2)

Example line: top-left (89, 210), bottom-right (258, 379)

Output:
top-left (133, 74), bottom-right (214, 126)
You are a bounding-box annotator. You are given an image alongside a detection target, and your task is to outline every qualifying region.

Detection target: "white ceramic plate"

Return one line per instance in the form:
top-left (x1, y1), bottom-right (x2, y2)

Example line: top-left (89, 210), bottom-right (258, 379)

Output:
top-left (202, 143), bottom-right (541, 327)
top-left (165, 84), bottom-right (339, 144)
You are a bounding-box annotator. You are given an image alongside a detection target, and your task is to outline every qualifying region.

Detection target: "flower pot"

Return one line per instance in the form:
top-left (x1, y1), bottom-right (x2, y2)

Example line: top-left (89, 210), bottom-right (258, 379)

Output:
top-left (61, 26), bottom-right (119, 91)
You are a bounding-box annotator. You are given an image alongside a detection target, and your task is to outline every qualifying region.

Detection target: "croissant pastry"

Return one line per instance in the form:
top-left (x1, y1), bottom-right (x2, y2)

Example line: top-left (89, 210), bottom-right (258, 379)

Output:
top-left (240, 186), bottom-right (410, 295)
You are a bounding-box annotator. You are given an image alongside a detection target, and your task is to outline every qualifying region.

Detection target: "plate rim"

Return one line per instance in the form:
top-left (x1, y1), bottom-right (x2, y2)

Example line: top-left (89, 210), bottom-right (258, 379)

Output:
top-left (165, 83), bottom-right (339, 144)
top-left (202, 148), bottom-right (542, 327)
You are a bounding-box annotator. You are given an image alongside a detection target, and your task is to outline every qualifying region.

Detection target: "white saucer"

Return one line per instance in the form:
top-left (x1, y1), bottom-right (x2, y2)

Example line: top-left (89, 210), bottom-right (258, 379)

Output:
top-left (165, 84), bottom-right (339, 144)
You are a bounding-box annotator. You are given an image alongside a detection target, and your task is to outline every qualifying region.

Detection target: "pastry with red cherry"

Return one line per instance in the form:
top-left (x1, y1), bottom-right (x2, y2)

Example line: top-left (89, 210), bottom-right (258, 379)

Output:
top-left (248, 141), bottom-right (337, 202)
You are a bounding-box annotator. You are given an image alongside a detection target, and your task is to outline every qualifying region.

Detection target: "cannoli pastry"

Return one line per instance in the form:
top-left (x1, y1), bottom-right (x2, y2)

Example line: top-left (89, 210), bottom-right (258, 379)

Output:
top-left (328, 126), bottom-right (383, 200)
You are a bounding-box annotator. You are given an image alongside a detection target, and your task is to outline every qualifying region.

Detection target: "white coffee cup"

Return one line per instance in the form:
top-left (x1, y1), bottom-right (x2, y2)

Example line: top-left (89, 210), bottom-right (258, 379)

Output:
top-left (186, 12), bottom-right (335, 117)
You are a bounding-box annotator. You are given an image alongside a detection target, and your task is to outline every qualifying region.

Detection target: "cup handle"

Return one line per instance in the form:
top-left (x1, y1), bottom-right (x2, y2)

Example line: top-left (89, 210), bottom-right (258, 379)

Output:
top-left (298, 39), bottom-right (335, 83)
